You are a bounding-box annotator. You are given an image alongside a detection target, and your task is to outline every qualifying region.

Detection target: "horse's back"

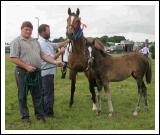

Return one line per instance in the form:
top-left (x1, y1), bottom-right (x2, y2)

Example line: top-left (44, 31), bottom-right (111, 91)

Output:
top-left (102, 52), bottom-right (147, 81)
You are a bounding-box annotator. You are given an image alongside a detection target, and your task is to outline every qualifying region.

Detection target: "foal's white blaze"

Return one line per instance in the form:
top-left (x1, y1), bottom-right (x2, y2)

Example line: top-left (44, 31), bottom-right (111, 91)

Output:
top-left (88, 46), bottom-right (92, 57)
top-left (92, 103), bottom-right (97, 111)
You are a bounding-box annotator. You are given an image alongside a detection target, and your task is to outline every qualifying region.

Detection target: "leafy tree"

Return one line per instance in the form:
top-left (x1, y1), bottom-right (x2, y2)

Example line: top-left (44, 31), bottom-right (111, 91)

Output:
top-left (150, 45), bottom-right (155, 59)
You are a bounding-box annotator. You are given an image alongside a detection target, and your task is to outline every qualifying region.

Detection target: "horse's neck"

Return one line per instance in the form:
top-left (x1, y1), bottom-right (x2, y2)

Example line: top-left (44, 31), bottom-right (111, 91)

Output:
top-left (72, 37), bottom-right (86, 53)
top-left (94, 50), bottom-right (111, 64)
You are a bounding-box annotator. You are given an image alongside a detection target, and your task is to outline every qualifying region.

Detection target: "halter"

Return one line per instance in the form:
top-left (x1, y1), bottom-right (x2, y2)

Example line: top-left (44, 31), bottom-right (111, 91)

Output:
top-left (66, 18), bottom-right (92, 72)
top-left (73, 26), bottom-right (83, 41)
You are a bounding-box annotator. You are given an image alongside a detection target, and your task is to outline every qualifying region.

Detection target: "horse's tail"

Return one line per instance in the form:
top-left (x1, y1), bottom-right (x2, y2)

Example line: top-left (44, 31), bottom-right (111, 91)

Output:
top-left (145, 59), bottom-right (152, 84)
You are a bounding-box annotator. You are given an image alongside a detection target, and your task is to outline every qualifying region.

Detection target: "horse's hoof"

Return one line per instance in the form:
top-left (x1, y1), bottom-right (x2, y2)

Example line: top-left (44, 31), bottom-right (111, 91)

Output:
top-left (96, 110), bottom-right (101, 116)
top-left (92, 104), bottom-right (97, 112)
top-left (144, 107), bottom-right (149, 112)
top-left (92, 108), bottom-right (97, 112)
top-left (69, 103), bottom-right (73, 108)
top-left (96, 112), bottom-right (100, 116)
top-left (108, 113), bottom-right (112, 117)
top-left (133, 111), bottom-right (138, 116)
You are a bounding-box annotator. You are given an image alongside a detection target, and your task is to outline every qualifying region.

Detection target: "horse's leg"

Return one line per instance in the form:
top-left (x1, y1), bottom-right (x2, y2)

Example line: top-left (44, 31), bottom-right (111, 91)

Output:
top-left (69, 70), bottom-right (77, 108)
top-left (104, 82), bottom-right (113, 117)
top-left (89, 80), bottom-right (97, 111)
top-left (97, 80), bottom-right (103, 116)
top-left (84, 71), bottom-right (97, 111)
top-left (133, 79), bottom-right (143, 116)
top-left (142, 81), bottom-right (148, 112)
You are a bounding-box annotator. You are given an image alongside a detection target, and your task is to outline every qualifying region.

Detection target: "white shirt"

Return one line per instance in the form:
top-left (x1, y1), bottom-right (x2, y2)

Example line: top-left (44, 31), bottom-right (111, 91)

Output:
top-left (63, 44), bottom-right (72, 62)
top-left (38, 36), bottom-right (59, 77)
top-left (140, 47), bottom-right (149, 55)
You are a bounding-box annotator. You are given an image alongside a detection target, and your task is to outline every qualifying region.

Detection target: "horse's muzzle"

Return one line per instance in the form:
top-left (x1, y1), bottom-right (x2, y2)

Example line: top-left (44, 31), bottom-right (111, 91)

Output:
top-left (66, 32), bottom-right (74, 40)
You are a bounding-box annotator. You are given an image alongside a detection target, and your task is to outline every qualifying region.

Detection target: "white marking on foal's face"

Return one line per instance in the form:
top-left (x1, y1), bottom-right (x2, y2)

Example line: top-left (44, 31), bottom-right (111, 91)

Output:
top-left (88, 46), bottom-right (92, 57)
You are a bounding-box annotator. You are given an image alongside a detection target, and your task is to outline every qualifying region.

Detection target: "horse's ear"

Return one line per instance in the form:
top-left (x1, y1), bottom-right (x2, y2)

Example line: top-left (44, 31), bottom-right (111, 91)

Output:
top-left (76, 8), bottom-right (80, 16)
top-left (68, 8), bottom-right (71, 15)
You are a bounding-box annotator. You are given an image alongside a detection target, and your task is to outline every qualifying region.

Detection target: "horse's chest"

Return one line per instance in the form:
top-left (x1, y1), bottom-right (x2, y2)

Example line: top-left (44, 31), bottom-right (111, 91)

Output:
top-left (68, 54), bottom-right (88, 71)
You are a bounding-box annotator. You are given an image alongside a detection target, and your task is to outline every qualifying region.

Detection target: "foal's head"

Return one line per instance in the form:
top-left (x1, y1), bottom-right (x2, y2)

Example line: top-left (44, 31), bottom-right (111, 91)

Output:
top-left (66, 8), bottom-right (81, 40)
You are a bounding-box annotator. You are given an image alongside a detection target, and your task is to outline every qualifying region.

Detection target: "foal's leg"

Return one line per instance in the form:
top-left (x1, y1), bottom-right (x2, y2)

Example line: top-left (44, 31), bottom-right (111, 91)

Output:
top-left (69, 71), bottom-right (77, 108)
top-left (142, 81), bottom-right (148, 112)
top-left (104, 82), bottom-right (113, 117)
top-left (89, 80), bottom-right (97, 111)
top-left (97, 80), bottom-right (103, 116)
top-left (133, 79), bottom-right (143, 116)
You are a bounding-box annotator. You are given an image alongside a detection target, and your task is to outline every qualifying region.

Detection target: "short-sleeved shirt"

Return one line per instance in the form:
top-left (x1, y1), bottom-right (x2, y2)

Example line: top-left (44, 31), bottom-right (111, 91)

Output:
top-left (38, 36), bottom-right (59, 77)
top-left (140, 47), bottom-right (150, 55)
top-left (63, 44), bottom-right (71, 62)
top-left (10, 36), bottom-right (44, 68)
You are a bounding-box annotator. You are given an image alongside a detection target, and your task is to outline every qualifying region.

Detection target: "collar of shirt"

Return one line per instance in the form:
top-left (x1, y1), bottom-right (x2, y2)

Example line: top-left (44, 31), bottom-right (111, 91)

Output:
top-left (20, 35), bottom-right (34, 41)
top-left (38, 36), bottom-right (49, 42)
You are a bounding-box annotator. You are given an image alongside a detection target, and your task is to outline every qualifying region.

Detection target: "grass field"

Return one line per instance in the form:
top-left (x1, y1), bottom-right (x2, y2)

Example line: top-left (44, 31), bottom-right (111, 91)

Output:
top-left (5, 54), bottom-right (155, 130)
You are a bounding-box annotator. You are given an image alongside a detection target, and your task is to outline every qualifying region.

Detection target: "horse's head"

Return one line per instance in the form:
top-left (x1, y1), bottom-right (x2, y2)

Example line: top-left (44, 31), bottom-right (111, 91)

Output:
top-left (66, 8), bottom-right (82, 40)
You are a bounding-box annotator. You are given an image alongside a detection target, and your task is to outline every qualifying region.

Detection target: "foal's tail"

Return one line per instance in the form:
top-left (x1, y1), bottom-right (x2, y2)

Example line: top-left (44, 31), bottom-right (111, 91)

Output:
top-left (146, 59), bottom-right (152, 84)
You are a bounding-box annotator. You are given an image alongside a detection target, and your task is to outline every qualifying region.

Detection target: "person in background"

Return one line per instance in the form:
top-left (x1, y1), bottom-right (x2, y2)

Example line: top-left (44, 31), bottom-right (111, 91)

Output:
top-left (139, 42), bottom-right (150, 58)
top-left (61, 44), bottom-right (70, 79)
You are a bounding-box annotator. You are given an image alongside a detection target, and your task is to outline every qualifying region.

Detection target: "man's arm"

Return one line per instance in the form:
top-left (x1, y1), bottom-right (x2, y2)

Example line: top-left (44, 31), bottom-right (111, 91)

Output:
top-left (41, 54), bottom-right (64, 67)
top-left (57, 39), bottom-right (70, 48)
top-left (9, 57), bottom-right (36, 72)
top-left (53, 47), bottom-right (65, 60)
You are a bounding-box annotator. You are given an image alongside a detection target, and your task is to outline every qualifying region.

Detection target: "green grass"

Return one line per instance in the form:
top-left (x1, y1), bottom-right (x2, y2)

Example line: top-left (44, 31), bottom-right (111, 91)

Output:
top-left (5, 54), bottom-right (155, 130)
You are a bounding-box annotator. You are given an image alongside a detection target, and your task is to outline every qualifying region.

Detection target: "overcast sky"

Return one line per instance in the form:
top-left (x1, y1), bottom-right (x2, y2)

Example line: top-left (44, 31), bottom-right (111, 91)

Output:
top-left (5, 5), bottom-right (155, 42)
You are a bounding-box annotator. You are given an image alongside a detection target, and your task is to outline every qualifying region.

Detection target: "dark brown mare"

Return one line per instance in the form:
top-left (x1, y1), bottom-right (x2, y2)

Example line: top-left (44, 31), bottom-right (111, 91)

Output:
top-left (66, 8), bottom-right (105, 111)
top-left (89, 46), bottom-right (152, 116)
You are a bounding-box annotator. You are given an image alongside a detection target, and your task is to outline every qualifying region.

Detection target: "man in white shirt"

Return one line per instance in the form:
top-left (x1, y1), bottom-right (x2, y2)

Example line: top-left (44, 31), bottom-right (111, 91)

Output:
top-left (139, 43), bottom-right (150, 58)
top-left (61, 44), bottom-right (70, 79)
top-left (38, 24), bottom-right (70, 117)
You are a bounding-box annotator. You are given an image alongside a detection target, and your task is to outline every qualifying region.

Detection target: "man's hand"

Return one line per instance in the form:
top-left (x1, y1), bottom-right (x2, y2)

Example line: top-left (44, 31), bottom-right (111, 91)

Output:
top-left (59, 47), bottom-right (65, 55)
top-left (9, 57), bottom-right (36, 72)
top-left (66, 39), bottom-right (71, 43)
top-left (57, 39), bottom-right (71, 48)
top-left (55, 61), bottom-right (65, 67)
top-left (25, 65), bottom-right (36, 72)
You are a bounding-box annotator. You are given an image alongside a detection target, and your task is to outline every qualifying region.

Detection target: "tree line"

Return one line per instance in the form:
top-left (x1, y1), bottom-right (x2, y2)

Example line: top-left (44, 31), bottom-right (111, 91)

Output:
top-left (52, 35), bottom-right (126, 45)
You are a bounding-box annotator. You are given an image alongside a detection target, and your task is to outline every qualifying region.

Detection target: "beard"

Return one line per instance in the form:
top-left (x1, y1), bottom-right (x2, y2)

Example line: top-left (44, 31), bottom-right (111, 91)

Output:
top-left (44, 35), bottom-right (50, 40)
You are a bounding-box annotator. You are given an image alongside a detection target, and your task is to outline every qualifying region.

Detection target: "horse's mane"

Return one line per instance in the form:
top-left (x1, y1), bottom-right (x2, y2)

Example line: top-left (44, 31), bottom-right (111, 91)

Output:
top-left (98, 49), bottom-right (111, 57)
top-left (85, 37), bottom-right (111, 58)
top-left (94, 39), bottom-right (111, 57)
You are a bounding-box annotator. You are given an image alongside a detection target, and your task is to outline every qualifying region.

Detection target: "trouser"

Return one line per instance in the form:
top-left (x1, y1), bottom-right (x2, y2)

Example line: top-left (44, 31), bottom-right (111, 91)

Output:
top-left (143, 54), bottom-right (148, 58)
top-left (15, 66), bottom-right (44, 119)
top-left (41, 74), bottom-right (54, 116)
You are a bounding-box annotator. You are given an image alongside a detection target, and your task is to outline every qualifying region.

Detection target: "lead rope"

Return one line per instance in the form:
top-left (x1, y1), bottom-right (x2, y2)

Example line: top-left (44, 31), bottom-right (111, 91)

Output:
top-left (23, 66), bottom-right (57, 98)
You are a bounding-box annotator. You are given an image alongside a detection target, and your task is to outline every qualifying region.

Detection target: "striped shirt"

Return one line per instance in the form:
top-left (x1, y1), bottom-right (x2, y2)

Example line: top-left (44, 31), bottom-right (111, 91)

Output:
top-left (10, 36), bottom-right (44, 68)
top-left (38, 36), bottom-right (59, 77)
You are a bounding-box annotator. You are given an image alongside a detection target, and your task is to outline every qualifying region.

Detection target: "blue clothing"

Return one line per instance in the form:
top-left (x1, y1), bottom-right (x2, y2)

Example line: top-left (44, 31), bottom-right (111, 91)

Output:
top-left (42, 74), bottom-right (54, 116)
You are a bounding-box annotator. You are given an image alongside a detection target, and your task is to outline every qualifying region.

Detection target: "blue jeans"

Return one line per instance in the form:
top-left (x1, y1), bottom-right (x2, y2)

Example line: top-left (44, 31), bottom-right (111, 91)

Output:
top-left (42, 74), bottom-right (54, 116)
